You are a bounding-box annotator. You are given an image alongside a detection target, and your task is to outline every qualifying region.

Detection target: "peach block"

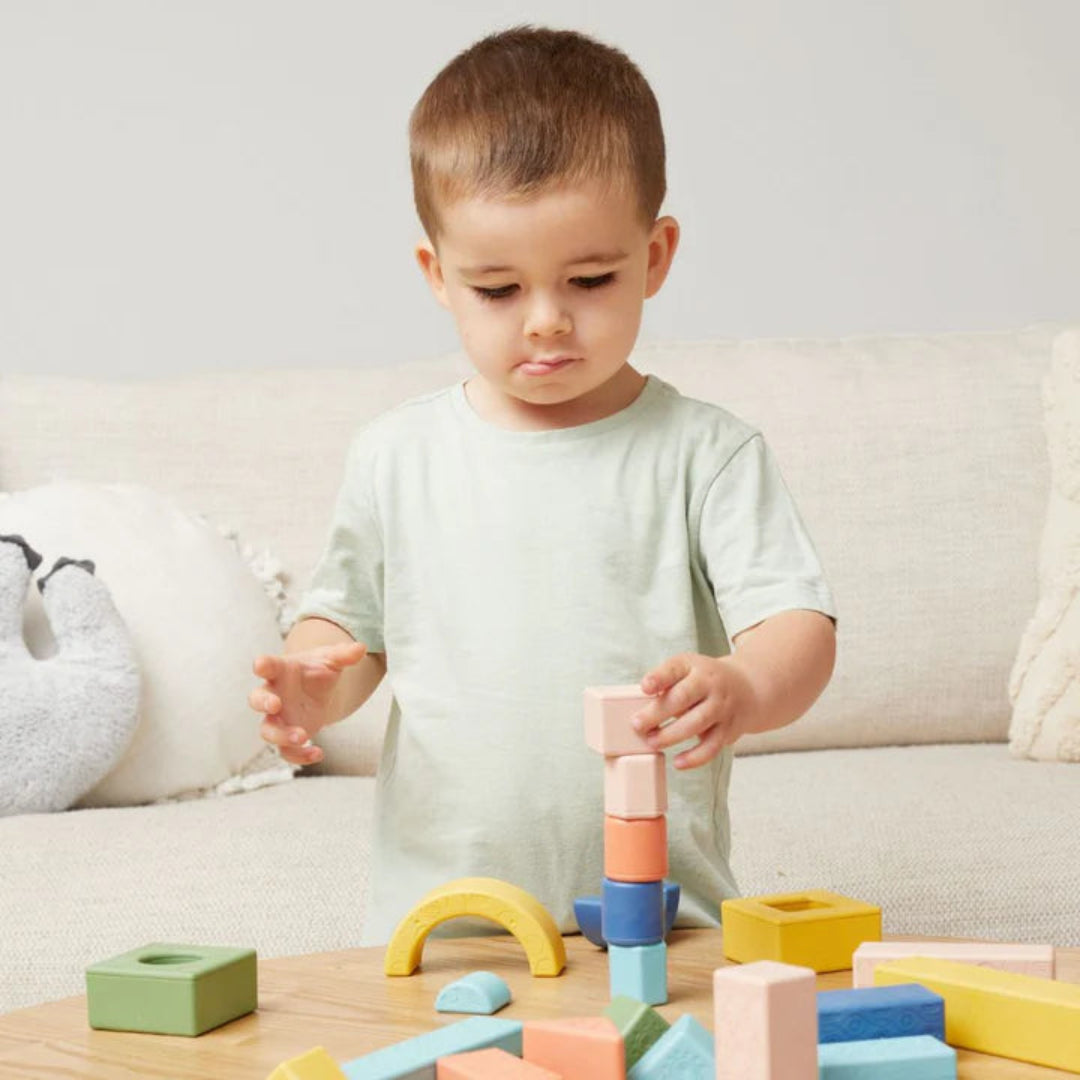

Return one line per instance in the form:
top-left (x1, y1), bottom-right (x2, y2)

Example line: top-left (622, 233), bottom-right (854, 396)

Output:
top-left (713, 960), bottom-right (817, 1080)
top-left (604, 753), bottom-right (667, 818)
top-left (437, 1047), bottom-right (560, 1078)
top-left (604, 815), bottom-right (668, 882)
top-left (584, 685), bottom-right (654, 755)
top-left (523, 1016), bottom-right (625, 1079)
top-left (853, 939), bottom-right (1055, 987)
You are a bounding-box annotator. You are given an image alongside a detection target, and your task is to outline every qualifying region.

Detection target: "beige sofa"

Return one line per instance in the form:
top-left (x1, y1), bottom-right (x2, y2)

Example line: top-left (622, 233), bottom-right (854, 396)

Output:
top-left (2, 323), bottom-right (1079, 1015)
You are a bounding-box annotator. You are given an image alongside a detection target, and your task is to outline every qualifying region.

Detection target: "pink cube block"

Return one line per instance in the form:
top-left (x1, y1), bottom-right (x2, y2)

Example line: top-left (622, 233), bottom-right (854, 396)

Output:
top-left (604, 754), bottom-right (667, 818)
top-left (852, 939), bottom-right (1056, 988)
top-left (584, 685), bottom-right (654, 756)
top-left (713, 961), bottom-right (817, 1080)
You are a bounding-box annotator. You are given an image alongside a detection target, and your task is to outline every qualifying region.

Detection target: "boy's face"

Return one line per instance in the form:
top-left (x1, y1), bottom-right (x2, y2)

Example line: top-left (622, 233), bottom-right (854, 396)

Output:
top-left (415, 178), bottom-right (679, 428)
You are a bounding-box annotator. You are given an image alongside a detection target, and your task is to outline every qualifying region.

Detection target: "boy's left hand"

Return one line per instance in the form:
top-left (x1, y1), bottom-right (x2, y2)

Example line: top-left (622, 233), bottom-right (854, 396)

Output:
top-left (633, 653), bottom-right (761, 769)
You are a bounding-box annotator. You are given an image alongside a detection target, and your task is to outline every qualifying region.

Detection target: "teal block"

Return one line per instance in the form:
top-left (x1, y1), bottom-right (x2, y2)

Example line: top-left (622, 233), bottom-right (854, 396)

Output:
top-left (609, 941), bottom-right (667, 1005)
top-left (434, 971), bottom-right (512, 1015)
top-left (818, 1034), bottom-right (956, 1079)
top-left (628, 1014), bottom-right (714, 1080)
top-left (341, 1017), bottom-right (523, 1079)
top-left (603, 995), bottom-right (670, 1069)
top-left (85, 942), bottom-right (257, 1036)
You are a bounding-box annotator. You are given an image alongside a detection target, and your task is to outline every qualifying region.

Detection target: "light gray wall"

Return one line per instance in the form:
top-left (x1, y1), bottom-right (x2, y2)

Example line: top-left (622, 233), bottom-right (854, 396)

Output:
top-left (1, 0), bottom-right (1077, 378)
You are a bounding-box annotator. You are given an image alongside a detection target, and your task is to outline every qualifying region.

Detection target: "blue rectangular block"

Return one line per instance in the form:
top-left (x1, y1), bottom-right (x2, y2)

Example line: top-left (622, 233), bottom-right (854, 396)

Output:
top-left (341, 1016), bottom-right (523, 1079)
top-left (602, 878), bottom-right (664, 946)
top-left (818, 1034), bottom-right (956, 1079)
top-left (817, 983), bottom-right (944, 1043)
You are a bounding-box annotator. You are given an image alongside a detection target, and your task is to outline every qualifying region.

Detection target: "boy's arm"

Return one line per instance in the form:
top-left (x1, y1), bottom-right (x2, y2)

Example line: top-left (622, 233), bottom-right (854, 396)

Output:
top-left (284, 617), bottom-right (387, 724)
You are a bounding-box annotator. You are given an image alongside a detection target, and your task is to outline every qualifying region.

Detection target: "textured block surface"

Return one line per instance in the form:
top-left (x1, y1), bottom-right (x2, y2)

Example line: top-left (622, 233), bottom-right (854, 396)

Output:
top-left (436, 1047), bottom-right (559, 1078)
top-left (817, 1034), bottom-right (956, 1078)
top-left (818, 983), bottom-right (944, 1043)
top-left (584, 686), bottom-right (654, 755)
top-left (603, 995), bottom-right (670, 1069)
top-left (609, 942), bottom-right (668, 1005)
top-left (523, 1016), bottom-right (624, 1079)
top-left (604, 753), bottom-right (667, 818)
top-left (627, 1013), bottom-right (714, 1080)
top-left (604, 815), bottom-right (668, 882)
top-left (852, 939), bottom-right (1055, 987)
top-left (435, 972), bottom-right (511, 1015)
top-left (713, 961), bottom-right (817, 1080)
top-left (602, 878), bottom-right (665, 946)
top-left (85, 942), bottom-right (256, 1036)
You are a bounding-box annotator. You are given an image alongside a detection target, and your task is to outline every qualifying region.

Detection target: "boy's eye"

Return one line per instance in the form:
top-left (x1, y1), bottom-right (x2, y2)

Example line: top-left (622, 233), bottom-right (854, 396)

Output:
top-left (471, 272), bottom-right (616, 302)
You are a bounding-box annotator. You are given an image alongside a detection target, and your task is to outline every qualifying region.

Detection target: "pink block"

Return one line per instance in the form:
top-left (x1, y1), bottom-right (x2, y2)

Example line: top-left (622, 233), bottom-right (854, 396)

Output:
top-left (604, 753), bottom-right (667, 818)
top-left (524, 1016), bottom-right (624, 1079)
top-left (584, 685), bottom-right (654, 756)
top-left (713, 961), bottom-right (817, 1080)
top-left (852, 939), bottom-right (1056, 988)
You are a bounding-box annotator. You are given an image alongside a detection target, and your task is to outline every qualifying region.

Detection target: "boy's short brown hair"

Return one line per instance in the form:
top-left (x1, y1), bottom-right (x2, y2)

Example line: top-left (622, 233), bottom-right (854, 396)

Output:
top-left (409, 24), bottom-right (666, 251)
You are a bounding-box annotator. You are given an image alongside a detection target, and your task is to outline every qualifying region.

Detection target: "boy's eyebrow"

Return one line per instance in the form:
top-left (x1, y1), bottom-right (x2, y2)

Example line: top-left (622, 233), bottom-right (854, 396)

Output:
top-left (458, 249), bottom-right (630, 274)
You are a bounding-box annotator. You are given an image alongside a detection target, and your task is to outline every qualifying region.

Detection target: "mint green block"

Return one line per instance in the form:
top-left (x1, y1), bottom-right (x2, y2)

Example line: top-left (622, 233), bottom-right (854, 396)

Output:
top-left (609, 941), bottom-right (668, 1005)
top-left (435, 971), bottom-right (512, 1015)
top-left (629, 1014), bottom-right (714, 1080)
top-left (86, 942), bottom-right (257, 1036)
top-left (818, 1034), bottom-right (956, 1078)
top-left (603, 995), bottom-right (670, 1069)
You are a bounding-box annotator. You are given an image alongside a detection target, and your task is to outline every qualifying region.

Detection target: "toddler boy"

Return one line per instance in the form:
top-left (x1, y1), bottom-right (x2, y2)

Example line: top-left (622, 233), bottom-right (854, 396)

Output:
top-left (250, 24), bottom-right (837, 945)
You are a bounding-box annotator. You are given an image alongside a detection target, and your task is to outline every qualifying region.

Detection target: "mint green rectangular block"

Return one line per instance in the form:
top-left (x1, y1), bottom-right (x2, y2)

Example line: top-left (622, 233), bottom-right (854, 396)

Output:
top-left (86, 942), bottom-right (257, 1036)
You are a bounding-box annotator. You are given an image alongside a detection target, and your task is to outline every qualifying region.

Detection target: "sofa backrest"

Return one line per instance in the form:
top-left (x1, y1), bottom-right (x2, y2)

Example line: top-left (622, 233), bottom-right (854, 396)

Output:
top-left (1, 323), bottom-right (1068, 770)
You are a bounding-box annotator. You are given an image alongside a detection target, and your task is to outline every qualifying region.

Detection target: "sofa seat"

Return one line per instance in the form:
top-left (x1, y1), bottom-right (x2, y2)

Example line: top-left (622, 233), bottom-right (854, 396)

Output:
top-left (3, 743), bottom-right (1077, 1013)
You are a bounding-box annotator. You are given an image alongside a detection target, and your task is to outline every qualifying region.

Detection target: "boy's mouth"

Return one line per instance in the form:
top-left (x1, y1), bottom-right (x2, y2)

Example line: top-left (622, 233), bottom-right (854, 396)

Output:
top-left (518, 356), bottom-right (579, 376)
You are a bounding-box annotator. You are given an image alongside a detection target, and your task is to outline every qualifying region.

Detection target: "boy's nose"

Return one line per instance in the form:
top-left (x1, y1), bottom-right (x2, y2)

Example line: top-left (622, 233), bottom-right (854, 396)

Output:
top-left (524, 296), bottom-right (572, 339)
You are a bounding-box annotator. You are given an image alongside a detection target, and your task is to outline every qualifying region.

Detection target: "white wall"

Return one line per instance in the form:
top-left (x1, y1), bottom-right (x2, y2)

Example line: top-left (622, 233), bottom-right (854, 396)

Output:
top-left (1, 0), bottom-right (1077, 378)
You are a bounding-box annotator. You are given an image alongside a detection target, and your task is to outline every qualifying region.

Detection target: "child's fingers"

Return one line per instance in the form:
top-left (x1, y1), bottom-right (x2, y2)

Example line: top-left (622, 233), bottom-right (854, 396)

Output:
top-left (248, 688), bottom-right (281, 715)
top-left (640, 653), bottom-right (693, 696)
top-left (322, 641), bottom-right (367, 670)
top-left (253, 654), bottom-right (282, 681)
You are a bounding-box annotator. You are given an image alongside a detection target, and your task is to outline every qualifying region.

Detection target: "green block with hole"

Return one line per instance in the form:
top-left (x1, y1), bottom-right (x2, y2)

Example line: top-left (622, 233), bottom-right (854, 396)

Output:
top-left (86, 942), bottom-right (257, 1035)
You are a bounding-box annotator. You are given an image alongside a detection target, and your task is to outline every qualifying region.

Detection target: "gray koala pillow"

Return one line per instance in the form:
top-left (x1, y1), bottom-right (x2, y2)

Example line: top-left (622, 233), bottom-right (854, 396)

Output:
top-left (0, 534), bottom-right (140, 816)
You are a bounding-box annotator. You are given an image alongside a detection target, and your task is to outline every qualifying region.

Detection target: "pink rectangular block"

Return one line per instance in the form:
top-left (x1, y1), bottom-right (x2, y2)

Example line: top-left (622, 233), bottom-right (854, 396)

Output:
top-left (853, 939), bottom-right (1056, 988)
top-left (713, 961), bottom-right (817, 1080)
top-left (604, 753), bottom-right (667, 818)
top-left (438, 1047), bottom-right (560, 1078)
top-left (584, 685), bottom-right (654, 756)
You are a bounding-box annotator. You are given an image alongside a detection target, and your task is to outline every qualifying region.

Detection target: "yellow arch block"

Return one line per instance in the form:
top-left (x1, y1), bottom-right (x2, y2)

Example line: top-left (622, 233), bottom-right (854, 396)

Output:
top-left (384, 877), bottom-right (567, 977)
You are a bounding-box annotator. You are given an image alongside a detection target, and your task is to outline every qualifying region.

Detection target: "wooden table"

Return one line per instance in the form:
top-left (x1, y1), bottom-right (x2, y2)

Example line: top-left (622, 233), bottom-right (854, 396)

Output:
top-left (0, 931), bottom-right (1076, 1078)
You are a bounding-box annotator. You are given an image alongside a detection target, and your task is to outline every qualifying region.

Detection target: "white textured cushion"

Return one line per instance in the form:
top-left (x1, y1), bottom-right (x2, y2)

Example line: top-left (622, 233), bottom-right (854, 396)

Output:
top-left (0, 483), bottom-right (293, 806)
top-left (1009, 328), bottom-right (1080, 760)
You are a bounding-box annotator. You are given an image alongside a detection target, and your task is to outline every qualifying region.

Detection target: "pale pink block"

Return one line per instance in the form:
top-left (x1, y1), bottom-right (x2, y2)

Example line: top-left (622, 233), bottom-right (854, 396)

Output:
top-left (852, 939), bottom-right (1056, 988)
top-left (584, 685), bottom-right (654, 755)
top-left (604, 754), bottom-right (667, 818)
top-left (713, 961), bottom-right (817, 1080)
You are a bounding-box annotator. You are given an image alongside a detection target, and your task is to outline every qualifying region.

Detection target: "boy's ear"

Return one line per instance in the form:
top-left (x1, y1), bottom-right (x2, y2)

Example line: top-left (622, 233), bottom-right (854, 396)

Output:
top-left (415, 239), bottom-right (451, 309)
top-left (643, 215), bottom-right (680, 299)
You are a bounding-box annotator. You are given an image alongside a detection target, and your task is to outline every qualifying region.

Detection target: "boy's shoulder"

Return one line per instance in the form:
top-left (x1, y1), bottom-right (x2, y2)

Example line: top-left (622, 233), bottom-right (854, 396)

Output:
top-left (649, 375), bottom-right (762, 454)
top-left (344, 382), bottom-right (458, 454)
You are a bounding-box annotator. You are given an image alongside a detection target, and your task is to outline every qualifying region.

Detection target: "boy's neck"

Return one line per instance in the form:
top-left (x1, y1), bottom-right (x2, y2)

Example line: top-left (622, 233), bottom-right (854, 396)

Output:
top-left (464, 363), bottom-right (648, 432)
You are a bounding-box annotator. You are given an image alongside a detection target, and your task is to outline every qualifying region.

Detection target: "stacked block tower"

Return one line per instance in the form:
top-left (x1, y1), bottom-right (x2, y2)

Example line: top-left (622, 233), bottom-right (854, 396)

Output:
top-left (584, 685), bottom-right (669, 1007)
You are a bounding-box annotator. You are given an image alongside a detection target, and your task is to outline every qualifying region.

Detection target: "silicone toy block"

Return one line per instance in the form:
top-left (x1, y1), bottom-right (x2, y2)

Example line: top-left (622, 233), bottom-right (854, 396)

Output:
top-left (604, 815), bottom-right (668, 882)
top-left (601, 878), bottom-right (665, 946)
top-left (817, 983), bottom-right (944, 1043)
top-left (85, 942), bottom-right (256, 1036)
top-left (436, 1047), bottom-right (559, 1078)
top-left (721, 890), bottom-right (881, 973)
top-left (269, 1047), bottom-right (347, 1079)
top-left (384, 877), bottom-right (566, 977)
top-left (575, 883), bottom-right (679, 949)
top-left (604, 753), bottom-right (667, 818)
top-left (873, 955), bottom-right (1080, 1072)
top-left (602, 995), bottom-right (670, 1069)
top-left (609, 942), bottom-right (668, 1005)
top-left (342, 1017), bottom-right (523, 1079)
top-left (584, 685), bottom-right (655, 755)
top-left (435, 971), bottom-right (512, 1015)
top-left (713, 961), bottom-right (817, 1080)
top-left (627, 1014), bottom-right (714, 1080)
top-left (817, 1034), bottom-right (956, 1079)
top-left (523, 1016), bottom-right (624, 1079)
top-left (852, 939), bottom-right (1055, 987)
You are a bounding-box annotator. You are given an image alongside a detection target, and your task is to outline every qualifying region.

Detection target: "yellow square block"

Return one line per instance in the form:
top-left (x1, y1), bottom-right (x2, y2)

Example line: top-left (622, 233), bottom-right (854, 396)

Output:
top-left (873, 956), bottom-right (1080, 1073)
top-left (720, 890), bottom-right (881, 972)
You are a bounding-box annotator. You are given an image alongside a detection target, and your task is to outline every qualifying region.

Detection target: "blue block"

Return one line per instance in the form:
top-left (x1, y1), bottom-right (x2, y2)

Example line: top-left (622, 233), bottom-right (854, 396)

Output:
top-left (434, 971), bottom-right (511, 1015)
top-left (576, 882), bottom-right (681, 949)
top-left (817, 983), bottom-right (945, 1043)
top-left (609, 942), bottom-right (668, 1005)
top-left (342, 1016), bottom-right (523, 1078)
top-left (818, 1034), bottom-right (956, 1079)
top-left (602, 878), bottom-right (664, 946)
top-left (628, 1014), bottom-right (714, 1080)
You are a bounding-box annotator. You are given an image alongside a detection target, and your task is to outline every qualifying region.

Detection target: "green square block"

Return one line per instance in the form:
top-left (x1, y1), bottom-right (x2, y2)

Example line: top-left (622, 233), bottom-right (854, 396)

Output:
top-left (86, 942), bottom-right (257, 1036)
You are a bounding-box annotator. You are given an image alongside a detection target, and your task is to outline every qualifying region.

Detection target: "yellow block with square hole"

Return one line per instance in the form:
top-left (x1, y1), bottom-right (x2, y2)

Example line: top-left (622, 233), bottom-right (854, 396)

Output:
top-left (720, 890), bottom-right (881, 972)
top-left (874, 956), bottom-right (1080, 1072)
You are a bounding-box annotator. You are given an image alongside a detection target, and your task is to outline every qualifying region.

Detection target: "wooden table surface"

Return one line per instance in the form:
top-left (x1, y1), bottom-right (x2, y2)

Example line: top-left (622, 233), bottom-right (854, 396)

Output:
top-left (0, 930), bottom-right (1076, 1079)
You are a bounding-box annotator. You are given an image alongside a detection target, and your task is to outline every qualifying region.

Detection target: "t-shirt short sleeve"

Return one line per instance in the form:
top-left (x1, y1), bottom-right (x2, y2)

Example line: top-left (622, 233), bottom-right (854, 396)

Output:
top-left (292, 431), bottom-right (386, 651)
top-left (698, 432), bottom-right (837, 640)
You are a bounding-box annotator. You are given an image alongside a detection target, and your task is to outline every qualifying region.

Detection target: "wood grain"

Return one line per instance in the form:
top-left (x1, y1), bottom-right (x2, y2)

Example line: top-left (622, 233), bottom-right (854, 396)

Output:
top-left (0, 931), bottom-right (1075, 1078)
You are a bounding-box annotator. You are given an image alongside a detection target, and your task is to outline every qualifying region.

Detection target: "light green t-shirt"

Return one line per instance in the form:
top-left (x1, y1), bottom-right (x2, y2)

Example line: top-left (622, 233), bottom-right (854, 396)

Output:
top-left (295, 374), bottom-right (837, 945)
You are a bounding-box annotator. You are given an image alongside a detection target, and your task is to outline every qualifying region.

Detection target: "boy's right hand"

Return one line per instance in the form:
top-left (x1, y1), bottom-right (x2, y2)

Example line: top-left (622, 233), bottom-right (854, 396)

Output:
top-left (250, 641), bottom-right (367, 766)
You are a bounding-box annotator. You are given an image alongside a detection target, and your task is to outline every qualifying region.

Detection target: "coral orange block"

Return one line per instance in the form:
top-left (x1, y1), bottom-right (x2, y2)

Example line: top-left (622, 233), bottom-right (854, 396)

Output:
top-left (604, 815), bottom-right (668, 882)
top-left (437, 1047), bottom-right (560, 1078)
top-left (523, 1016), bottom-right (624, 1079)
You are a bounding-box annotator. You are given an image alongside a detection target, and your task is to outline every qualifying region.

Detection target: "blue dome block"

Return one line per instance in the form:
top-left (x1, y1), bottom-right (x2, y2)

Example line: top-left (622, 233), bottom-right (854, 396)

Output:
top-left (434, 971), bottom-right (512, 1015)
top-left (576, 881), bottom-right (681, 949)
top-left (664, 882), bottom-right (680, 932)
top-left (602, 878), bottom-right (665, 947)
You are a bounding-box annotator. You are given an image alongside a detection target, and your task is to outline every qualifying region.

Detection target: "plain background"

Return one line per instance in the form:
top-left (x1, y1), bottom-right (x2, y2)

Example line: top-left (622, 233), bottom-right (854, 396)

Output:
top-left (1, 0), bottom-right (1077, 379)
